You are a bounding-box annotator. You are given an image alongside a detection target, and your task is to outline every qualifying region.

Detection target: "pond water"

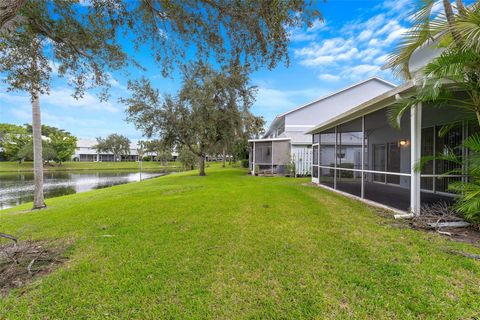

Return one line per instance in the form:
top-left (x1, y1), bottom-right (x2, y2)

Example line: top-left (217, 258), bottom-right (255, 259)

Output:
top-left (0, 170), bottom-right (170, 210)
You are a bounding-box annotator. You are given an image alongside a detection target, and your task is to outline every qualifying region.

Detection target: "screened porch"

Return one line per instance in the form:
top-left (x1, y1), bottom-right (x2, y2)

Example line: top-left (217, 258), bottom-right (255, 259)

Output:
top-left (249, 138), bottom-right (291, 175)
top-left (311, 103), bottom-right (476, 212)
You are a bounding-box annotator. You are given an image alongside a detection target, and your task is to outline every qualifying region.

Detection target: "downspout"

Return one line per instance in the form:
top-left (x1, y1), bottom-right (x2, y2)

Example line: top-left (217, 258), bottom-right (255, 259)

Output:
top-left (410, 102), bottom-right (422, 216)
top-left (252, 141), bottom-right (256, 175)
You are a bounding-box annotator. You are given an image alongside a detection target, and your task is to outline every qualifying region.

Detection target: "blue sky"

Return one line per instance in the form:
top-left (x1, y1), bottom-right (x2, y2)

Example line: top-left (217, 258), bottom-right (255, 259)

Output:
top-left (0, 0), bottom-right (429, 141)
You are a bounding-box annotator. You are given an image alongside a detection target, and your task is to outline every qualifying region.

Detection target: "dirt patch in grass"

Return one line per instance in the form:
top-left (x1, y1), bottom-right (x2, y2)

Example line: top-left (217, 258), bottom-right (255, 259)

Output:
top-left (0, 240), bottom-right (68, 296)
top-left (378, 210), bottom-right (480, 247)
top-left (420, 226), bottom-right (480, 247)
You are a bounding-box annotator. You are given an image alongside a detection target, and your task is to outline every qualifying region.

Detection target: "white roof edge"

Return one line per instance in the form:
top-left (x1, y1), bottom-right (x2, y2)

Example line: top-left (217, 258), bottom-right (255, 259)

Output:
top-left (276, 76), bottom-right (397, 119)
top-left (248, 137), bottom-right (291, 142)
top-left (306, 81), bottom-right (415, 135)
top-left (262, 77), bottom-right (397, 138)
top-left (262, 115), bottom-right (283, 136)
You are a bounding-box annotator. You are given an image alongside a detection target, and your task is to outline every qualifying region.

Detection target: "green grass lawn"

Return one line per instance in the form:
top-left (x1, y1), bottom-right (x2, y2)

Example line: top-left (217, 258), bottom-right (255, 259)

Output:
top-left (0, 167), bottom-right (479, 319)
top-left (0, 161), bottom-right (179, 172)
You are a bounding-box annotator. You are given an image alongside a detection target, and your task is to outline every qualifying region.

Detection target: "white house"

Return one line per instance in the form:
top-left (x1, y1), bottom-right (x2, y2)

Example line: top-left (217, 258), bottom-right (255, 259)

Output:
top-left (72, 139), bottom-right (140, 162)
top-left (249, 77), bottom-right (396, 175)
top-left (308, 41), bottom-right (476, 214)
top-left (73, 139), bottom-right (179, 162)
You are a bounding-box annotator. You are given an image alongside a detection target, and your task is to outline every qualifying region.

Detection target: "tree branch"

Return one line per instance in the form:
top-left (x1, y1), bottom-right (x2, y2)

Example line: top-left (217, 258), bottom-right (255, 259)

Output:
top-left (0, 0), bottom-right (26, 32)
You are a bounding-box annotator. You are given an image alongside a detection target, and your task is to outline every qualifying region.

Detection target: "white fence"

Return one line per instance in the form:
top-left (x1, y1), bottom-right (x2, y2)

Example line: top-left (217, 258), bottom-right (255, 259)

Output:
top-left (292, 147), bottom-right (312, 176)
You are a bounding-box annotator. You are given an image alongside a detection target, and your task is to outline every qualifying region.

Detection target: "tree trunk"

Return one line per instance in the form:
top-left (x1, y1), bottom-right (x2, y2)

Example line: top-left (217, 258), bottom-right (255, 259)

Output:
top-left (31, 92), bottom-right (46, 209)
top-left (456, 0), bottom-right (465, 12)
top-left (198, 155), bottom-right (206, 176)
top-left (443, 0), bottom-right (463, 47)
top-left (222, 148), bottom-right (226, 168)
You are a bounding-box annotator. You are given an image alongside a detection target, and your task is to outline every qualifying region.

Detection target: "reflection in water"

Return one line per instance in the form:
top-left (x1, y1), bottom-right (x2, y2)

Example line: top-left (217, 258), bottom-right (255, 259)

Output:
top-left (0, 170), bottom-right (169, 210)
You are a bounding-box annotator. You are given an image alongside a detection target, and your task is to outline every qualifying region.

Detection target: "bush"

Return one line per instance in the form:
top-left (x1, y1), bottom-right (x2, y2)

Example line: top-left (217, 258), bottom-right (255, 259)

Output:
top-left (240, 159), bottom-right (249, 168)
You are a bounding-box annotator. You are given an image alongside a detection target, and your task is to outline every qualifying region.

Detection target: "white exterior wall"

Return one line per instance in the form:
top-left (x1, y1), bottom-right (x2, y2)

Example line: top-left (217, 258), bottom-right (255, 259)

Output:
top-left (285, 80), bottom-right (395, 130)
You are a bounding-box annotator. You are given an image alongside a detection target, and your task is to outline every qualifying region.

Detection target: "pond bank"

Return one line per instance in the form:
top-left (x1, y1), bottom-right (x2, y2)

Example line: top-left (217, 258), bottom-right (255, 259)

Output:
top-left (0, 169), bottom-right (171, 210)
top-left (0, 161), bottom-right (179, 172)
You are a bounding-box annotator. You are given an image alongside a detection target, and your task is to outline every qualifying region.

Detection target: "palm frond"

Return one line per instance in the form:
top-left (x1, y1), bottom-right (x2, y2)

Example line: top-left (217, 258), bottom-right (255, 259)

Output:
top-left (415, 146), bottom-right (463, 175)
top-left (383, 0), bottom-right (438, 79)
top-left (449, 179), bottom-right (480, 220)
top-left (437, 122), bottom-right (462, 137)
top-left (386, 97), bottom-right (419, 128)
top-left (455, 7), bottom-right (480, 53)
top-left (463, 132), bottom-right (480, 152)
top-left (422, 49), bottom-right (479, 82)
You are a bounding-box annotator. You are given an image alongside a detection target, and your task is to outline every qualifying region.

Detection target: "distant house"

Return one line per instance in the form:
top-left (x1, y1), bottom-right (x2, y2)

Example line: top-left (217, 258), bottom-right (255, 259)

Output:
top-left (249, 77), bottom-right (396, 175)
top-left (72, 139), bottom-right (178, 162)
top-left (72, 139), bottom-right (139, 162)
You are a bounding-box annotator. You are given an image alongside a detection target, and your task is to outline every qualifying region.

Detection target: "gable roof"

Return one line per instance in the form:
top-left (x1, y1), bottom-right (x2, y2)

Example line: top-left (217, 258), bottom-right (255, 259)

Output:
top-left (263, 77), bottom-right (397, 138)
top-left (278, 77), bottom-right (396, 118)
top-left (306, 81), bottom-right (415, 134)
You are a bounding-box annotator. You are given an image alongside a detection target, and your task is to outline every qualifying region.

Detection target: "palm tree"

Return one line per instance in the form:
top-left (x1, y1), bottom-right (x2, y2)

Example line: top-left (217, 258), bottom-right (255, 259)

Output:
top-left (384, 1), bottom-right (480, 224)
top-left (31, 41), bottom-right (46, 209)
top-left (386, 3), bottom-right (480, 127)
top-left (384, 0), bottom-right (477, 79)
top-left (31, 92), bottom-right (46, 209)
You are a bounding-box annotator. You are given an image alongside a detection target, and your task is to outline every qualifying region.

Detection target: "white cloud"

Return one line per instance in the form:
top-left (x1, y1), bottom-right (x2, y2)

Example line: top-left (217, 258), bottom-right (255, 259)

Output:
top-left (294, 38), bottom-right (361, 67)
top-left (298, 55), bottom-right (336, 67)
top-left (252, 84), bottom-right (329, 126)
top-left (9, 108), bottom-right (30, 122)
top-left (358, 30), bottom-right (373, 41)
top-left (0, 87), bottom-right (121, 114)
top-left (381, 0), bottom-right (414, 16)
top-left (293, 1), bottom-right (414, 82)
top-left (374, 54), bottom-right (390, 65)
top-left (290, 32), bottom-right (317, 42)
top-left (290, 19), bottom-right (328, 42)
top-left (309, 19), bottom-right (328, 32)
top-left (41, 88), bottom-right (120, 113)
top-left (318, 74), bottom-right (340, 81)
top-left (254, 85), bottom-right (327, 110)
top-left (342, 64), bottom-right (382, 80)
top-left (358, 48), bottom-right (384, 63)
top-left (383, 27), bottom-right (408, 45)
top-left (48, 60), bottom-right (59, 75)
top-left (78, 0), bottom-right (92, 6)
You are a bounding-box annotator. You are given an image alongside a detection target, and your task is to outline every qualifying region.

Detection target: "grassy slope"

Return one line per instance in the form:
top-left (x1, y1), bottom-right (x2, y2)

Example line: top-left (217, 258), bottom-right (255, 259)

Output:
top-left (0, 167), bottom-right (479, 319)
top-left (0, 161), bottom-right (179, 172)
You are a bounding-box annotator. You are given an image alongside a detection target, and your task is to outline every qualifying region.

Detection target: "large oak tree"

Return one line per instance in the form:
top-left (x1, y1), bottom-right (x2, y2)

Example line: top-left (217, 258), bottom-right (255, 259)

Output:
top-left (122, 63), bottom-right (261, 176)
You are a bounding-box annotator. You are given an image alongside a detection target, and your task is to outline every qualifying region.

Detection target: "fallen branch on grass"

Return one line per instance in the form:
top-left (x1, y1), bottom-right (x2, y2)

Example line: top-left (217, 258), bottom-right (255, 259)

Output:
top-left (413, 202), bottom-right (467, 229)
top-left (0, 240), bottom-right (67, 295)
top-left (437, 230), bottom-right (452, 236)
top-left (0, 232), bottom-right (17, 244)
top-left (428, 221), bottom-right (471, 228)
